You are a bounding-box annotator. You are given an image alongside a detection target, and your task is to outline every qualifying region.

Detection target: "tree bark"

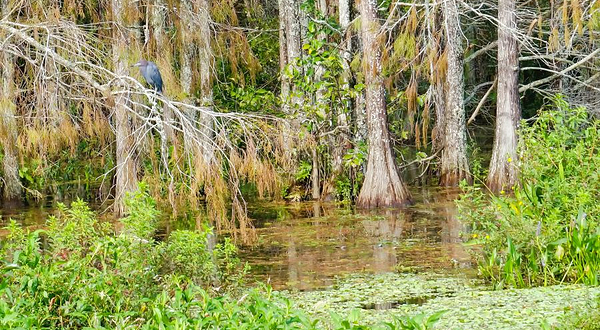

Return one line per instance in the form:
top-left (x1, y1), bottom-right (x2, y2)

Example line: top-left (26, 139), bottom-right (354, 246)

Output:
top-left (339, 0), bottom-right (351, 45)
top-left (0, 6), bottom-right (22, 201)
top-left (151, 0), bottom-right (175, 145)
top-left (284, 0), bottom-right (303, 110)
top-left (440, 0), bottom-right (470, 186)
top-left (278, 0), bottom-right (290, 104)
top-left (112, 0), bottom-right (139, 215)
top-left (151, 0), bottom-right (167, 49)
top-left (197, 0), bottom-right (215, 163)
top-left (180, 0), bottom-right (213, 163)
top-left (356, 0), bottom-right (411, 208)
top-left (180, 0), bottom-right (194, 104)
top-left (431, 79), bottom-right (445, 154)
top-left (311, 147), bottom-right (320, 199)
top-left (331, 0), bottom-right (352, 175)
top-left (487, 0), bottom-right (520, 193)
top-left (180, 0), bottom-right (197, 156)
top-left (353, 7), bottom-right (367, 145)
top-left (354, 91), bottom-right (367, 143)
top-left (315, 0), bottom-right (328, 104)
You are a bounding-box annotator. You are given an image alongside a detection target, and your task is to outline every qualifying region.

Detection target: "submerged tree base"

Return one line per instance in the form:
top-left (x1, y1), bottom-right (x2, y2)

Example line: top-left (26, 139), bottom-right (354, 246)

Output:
top-left (356, 189), bottom-right (412, 208)
top-left (486, 167), bottom-right (519, 194)
top-left (357, 160), bottom-right (412, 208)
top-left (440, 168), bottom-right (472, 187)
top-left (356, 136), bottom-right (412, 208)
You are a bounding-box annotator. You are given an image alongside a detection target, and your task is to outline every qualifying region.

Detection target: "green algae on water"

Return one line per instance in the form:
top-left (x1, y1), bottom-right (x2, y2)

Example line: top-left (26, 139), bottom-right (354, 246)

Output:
top-left (281, 272), bottom-right (600, 330)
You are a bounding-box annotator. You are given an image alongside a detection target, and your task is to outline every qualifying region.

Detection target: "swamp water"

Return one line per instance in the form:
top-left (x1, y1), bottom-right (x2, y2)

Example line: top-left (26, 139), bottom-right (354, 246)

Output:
top-left (242, 187), bottom-right (474, 290)
top-left (241, 188), bottom-right (600, 329)
top-left (2, 186), bottom-right (599, 329)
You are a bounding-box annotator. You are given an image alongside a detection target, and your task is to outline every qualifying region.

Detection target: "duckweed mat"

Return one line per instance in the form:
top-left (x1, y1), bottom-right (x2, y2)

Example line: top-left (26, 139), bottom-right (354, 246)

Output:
top-left (281, 272), bottom-right (600, 329)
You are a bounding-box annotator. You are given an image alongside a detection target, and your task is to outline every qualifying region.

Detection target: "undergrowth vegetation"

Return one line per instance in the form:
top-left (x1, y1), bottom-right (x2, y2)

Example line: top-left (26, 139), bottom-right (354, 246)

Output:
top-left (0, 185), bottom-right (252, 328)
top-left (458, 96), bottom-right (599, 288)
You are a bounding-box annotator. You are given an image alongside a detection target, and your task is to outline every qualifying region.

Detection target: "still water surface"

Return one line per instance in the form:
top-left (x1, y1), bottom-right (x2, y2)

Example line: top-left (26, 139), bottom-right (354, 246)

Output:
top-left (242, 187), bottom-right (474, 290)
top-left (0, 186), bottom-right (474, 291)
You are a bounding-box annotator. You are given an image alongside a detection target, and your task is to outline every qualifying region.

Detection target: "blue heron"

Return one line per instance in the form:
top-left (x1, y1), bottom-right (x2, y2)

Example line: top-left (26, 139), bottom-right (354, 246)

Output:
top-left (133, 59), bottom-right (163, 93)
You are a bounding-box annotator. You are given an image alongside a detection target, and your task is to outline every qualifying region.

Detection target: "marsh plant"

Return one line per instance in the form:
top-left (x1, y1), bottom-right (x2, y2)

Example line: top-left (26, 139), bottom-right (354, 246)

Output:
top-left (458, 96), bottom-right (600, 288)
top-left (0, 186), bottom-right (255, 328)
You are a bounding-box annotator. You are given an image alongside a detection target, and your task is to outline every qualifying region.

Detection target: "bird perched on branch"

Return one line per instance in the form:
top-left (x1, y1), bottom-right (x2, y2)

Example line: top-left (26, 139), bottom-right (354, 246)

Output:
top-left (133, 59), bottom-right (163, 93)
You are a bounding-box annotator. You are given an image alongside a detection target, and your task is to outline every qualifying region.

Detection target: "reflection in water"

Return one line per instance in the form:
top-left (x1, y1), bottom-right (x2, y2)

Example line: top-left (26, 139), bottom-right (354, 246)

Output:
top-left (361, 210), bottom-right (405, 273)
top-left (0, 183), bottom-right (108, 229)
top-left (241, 187), bottom-right (474, 290)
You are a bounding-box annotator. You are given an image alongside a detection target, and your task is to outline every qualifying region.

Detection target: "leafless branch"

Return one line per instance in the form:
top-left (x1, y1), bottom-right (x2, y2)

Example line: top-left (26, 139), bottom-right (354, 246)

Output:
top-left (468, 78), bottom-right (497, 125)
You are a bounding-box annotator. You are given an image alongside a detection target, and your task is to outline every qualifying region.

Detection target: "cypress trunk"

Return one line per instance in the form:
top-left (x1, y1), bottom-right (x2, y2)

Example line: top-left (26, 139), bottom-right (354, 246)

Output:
top-left (353, 5), bottom-right (367, 145)
top-left (278, 0), bottom-right (289, 104)
top-left (487, 0), bottom-right (520, 193)
top-left (331, 0), bottom-right (352, 175)
top-left (311, 147), bottom-right (320, 200)
top-left (112, 0), bottom-right (139, 215)
top-left (356, 0), bottom-right (411, 208)
top-left (0, 36), bottom-right (21, 201)
top-left (284, 0), bottom-right (303, 110)
top-left (431, 78), bottom-right (446, 155)
top-left (197, 0), bottom-right (215, 163)
top-left (180, 0), bottom-right (197, 156)
top-left (151, 0), bottom-right (175, 145)
top-left (440, 0), bottom-right (471, 186)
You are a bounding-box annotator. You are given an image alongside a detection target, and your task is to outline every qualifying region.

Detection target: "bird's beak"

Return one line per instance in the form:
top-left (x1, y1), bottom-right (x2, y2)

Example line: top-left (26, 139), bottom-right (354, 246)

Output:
top-left (132, 63), bottom-right (140, 67)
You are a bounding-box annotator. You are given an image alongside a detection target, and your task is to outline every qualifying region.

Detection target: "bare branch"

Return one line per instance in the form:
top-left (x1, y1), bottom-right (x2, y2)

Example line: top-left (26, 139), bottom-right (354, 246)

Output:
top-left (465, 41), bottom-right (497, 64)
top-left (519, 48), bottom-right (600, 93)
top-left (468, 78), bottom-right (497, 125)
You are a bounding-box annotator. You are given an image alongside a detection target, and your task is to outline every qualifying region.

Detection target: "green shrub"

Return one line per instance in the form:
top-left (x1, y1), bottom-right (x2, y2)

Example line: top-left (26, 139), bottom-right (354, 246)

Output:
top-left (458, 95), bottom-right (600, 288)
top-left (0, 196), bottom-right (164, 328)
top-left (161, 228), bottom-right (248, 292)
top-left (46, 199), bottom-right (112, 253)
top-left (0, 186), bottom-right (254, 328)
top-left (120, 182), bottom-right (160, 240)
top-left (162, 229), bottom-right (217, 285)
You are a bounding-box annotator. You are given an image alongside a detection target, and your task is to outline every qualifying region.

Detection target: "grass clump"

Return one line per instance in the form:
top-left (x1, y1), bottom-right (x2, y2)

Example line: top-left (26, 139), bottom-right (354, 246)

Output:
top-left (458, 95), bottom-right (600, 288)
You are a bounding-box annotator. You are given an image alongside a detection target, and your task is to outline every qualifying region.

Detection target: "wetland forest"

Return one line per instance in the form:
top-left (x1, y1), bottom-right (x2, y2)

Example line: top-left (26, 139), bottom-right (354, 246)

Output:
top-left (0, 0), bottom-right (599, 328)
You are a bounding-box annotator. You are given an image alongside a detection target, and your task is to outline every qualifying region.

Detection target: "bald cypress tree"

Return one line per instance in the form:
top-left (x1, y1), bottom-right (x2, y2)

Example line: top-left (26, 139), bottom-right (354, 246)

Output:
top-left (112, 0), bottom-right (139, 215)
top-left (0, 0), bottom-right (21, 201)
top-left (356, 0), bottom-right (411, 208)
top-left (487, 0), bottom-right (520, 193)
top-left (197, 0), bottom-right (215, 163)
top-left (150, 0), bottom-right (175, 145)
top-left (440, 0), bottom-right (471, 186)
top-left (333, 0), bottom-right (352, 176)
